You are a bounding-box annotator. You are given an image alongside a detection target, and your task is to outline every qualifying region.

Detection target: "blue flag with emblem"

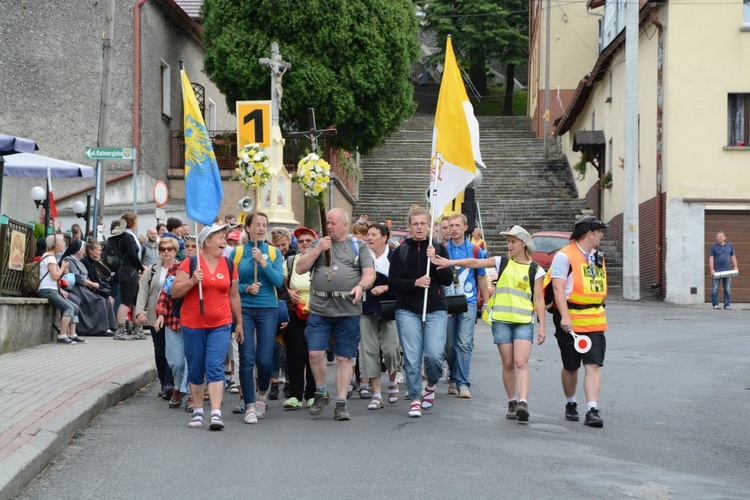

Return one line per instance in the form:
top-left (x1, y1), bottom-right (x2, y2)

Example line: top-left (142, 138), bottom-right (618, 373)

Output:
top-left (181, 67), bottom-right (223, 225)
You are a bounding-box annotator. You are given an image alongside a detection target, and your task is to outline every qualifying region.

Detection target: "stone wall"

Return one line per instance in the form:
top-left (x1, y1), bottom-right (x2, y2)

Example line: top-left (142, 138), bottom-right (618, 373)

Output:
top-left (0, 298), bottom-right (57, 354)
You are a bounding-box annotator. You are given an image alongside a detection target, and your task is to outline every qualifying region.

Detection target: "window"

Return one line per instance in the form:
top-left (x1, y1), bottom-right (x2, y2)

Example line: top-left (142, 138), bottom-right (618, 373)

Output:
top-left (207, 98), bottom-right (217, 130)
top-left (745, 1), bottom-right (750, 26)
top-left (728, 94), bottom-right (750, 147)
top-left (161, 62), bottom-right (171, 117)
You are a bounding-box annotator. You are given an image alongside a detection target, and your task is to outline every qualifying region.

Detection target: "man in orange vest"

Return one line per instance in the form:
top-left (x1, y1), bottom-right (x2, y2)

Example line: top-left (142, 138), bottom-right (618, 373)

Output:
top-left (549, 216), bottom-right (608, 428)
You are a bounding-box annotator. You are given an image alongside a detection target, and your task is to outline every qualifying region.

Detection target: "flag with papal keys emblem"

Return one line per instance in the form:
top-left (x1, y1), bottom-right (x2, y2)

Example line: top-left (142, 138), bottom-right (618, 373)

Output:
top-left (181, 68), bottom-right (223, 226)
top-left (430, 36), bottom-right (484, 216)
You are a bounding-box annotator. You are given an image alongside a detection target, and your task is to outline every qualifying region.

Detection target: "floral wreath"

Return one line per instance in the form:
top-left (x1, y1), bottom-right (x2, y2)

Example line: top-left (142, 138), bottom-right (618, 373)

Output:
top-left (296, 151), bottom-right (331, 202)
top-left (235, 143), bottom-right (271, 191)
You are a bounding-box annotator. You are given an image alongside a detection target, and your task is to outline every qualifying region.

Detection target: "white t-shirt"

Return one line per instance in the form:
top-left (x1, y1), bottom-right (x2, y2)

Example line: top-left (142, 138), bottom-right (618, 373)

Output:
top-left (370, 248), bottom-right (390, 277)
top-left (38, 254), bottom-right (58, 290)
top-left (494, 256), bottom-right (545, 282)
top-left (549, 243), bottom-right (596, 299)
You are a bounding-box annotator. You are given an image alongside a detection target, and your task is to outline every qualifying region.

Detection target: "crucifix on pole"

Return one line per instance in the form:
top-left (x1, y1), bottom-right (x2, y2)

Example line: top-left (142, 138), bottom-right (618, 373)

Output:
top-left (258, 41), bottom-right (291, 127)
top-left (289, 107), bottom-right (337, 264)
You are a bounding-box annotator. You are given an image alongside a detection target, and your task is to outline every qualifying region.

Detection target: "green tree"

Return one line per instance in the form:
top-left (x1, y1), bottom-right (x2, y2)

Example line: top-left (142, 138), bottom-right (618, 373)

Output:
top-left (201, 0), bottom-right (418, 155)
top-left (420, 0), bottom-right (528, 113)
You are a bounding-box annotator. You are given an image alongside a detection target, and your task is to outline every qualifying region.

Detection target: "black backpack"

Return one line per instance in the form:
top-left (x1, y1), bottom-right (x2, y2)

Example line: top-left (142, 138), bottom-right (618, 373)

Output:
top-left (104, 235), bottom-right (123, 273)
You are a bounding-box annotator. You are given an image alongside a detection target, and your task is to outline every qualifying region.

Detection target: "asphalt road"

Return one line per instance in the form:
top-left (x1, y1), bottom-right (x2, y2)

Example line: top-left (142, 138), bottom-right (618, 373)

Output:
top-left (19, 301), bottom-right (750, 499)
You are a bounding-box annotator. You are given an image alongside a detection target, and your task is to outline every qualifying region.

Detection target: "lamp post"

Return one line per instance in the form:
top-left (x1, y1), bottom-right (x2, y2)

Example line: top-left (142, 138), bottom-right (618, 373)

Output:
top-left (30, 185), bottom-right (51, 235)
top-left (72, 194), bottom-right (92, 240)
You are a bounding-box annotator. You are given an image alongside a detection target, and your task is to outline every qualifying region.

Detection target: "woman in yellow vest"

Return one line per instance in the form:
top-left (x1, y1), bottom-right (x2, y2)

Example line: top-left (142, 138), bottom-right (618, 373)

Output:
top-left (432, 225), bottom-right (545, 423)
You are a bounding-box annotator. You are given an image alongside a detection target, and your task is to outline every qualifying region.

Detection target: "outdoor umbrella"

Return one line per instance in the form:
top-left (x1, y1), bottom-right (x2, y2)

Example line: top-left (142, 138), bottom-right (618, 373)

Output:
top-left (1, 152), bottom-right (95, 178)
top-left (0, 134), bottom-right (39, 155)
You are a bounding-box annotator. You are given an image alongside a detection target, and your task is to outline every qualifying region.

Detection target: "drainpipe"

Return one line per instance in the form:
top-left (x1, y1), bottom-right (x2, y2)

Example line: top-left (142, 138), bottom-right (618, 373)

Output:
top-left (651, 11), bottom-right (664, 295)
top-left (134, 0), bottom-right (149, 173)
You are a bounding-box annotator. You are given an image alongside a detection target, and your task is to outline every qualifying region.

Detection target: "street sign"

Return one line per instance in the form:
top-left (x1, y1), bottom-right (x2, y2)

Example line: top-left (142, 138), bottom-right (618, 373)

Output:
top-left (85, 147), bottom-right (134, 160)
top-left (236, 101), bottom-right (271, 149)
top-left (155, 208), bottom-right (166, 221)
top-left (153, 180), bottom-right (169, 207)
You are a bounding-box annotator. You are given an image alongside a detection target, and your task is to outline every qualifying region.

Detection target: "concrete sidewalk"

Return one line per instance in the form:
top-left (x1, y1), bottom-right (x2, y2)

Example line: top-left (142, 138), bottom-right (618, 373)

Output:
top-left (0, 337), bottom-right (155, 500)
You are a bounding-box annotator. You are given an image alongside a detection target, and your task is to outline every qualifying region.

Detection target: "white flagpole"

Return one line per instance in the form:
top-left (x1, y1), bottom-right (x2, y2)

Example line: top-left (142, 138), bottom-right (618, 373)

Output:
top-left (194, 221), bottom-right (205, 315)
top-left (422, 153), bottom-right (442, 322)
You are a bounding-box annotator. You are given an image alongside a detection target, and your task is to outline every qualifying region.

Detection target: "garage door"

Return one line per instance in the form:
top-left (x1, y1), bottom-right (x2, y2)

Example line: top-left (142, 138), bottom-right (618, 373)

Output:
top-left (704, 211), bottom-right (750, 303)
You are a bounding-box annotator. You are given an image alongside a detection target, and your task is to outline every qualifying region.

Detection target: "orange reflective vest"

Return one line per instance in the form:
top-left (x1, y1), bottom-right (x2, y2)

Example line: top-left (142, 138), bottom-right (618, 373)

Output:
top-left (557, 244), bottom-right (607, 332)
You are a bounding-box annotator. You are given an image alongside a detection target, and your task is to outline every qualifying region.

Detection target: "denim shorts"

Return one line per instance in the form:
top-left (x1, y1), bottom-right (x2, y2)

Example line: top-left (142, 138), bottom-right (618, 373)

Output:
top-left (304, 313), bottom-right (360, 358)
top-left (491, 321), bottom-right (534, 344)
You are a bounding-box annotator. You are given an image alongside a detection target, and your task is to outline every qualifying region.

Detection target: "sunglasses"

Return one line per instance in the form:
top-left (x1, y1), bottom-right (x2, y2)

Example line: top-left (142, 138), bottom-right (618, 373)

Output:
top-left (271, 228), bottom-right (289, 235)
top-left (159, 246), bottom-right (175, 252)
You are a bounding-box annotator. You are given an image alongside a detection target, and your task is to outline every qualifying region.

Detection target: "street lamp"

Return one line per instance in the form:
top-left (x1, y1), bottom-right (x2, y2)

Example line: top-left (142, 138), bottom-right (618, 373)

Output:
top-left (30, 186), bottom-right (51, 235)
top-left (72, 195), bottom-right (92, 240)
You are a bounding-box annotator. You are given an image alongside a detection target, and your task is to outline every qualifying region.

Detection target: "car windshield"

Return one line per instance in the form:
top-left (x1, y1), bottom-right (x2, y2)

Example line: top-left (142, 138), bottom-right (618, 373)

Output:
top-left (533, 236), bottom-right (569, 253)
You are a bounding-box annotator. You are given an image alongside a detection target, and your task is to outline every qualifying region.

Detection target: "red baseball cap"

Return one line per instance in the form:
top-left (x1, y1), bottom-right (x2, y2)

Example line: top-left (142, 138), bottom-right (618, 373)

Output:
top-left (227, 229), bottom-right (241, 241)
top-left (293, 227), bottom-right (317, 240)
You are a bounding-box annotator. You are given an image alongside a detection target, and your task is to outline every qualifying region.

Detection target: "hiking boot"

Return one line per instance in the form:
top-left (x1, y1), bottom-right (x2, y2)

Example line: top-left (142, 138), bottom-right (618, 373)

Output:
top-left (334, 402), bottom-right (350, 421)
top-left (309, 391), bottom-right (331, 416)
top-left (516, 401), bottom-right (529, 422)
top-left (113, 323), bottom-right (134, 341)
top-left (169, 391), bottom-right (184, 409)
top-left (268, 382), bottom-right (280, 400)
top-left (232, 399), bottom-right (245, 414)
top-left (506, 400), bottom-right (518, 420)
top-left (584, 408), bottom-right (604, 428)
top-left (185, 397), bottom-right (195, 413)
top-left (448, 381), bottom-right (458, 395)
top-left (565, 402), bottom-right (580, 421)
top-left (132, 323), bottom-right (147, 340)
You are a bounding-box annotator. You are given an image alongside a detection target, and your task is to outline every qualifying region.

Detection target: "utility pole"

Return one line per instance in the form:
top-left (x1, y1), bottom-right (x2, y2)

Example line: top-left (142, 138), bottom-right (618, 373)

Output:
top-left (543, 0), bottom-right (551, 158)
top-left (93, 0), bottom-right (115, 240)
top-left (623, 0), bottom-right (640, 299)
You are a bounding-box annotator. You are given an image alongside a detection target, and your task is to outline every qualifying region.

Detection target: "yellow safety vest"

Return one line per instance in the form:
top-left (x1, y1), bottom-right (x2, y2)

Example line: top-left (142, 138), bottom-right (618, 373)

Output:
top-left (488, 259), bottom-right (536, 324)
top-left (559, 244), bottom-right (607, 332)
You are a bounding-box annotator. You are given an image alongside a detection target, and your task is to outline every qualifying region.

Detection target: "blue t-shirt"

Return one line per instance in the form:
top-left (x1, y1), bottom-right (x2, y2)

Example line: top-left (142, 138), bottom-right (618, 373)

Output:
top-left (446, 239), bottom-right (487, 304)
top-left (710, 242), bottom-right (735, 272)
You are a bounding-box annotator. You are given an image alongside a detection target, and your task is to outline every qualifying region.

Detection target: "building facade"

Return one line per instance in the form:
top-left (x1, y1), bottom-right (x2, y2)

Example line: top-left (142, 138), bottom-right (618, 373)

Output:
top-left (542, 0), bottom-right (750, 303)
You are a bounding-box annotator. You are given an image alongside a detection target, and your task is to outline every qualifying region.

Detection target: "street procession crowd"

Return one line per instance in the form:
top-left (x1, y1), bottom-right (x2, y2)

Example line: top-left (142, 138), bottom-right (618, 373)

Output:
top-left (37, 206), bottom-right (610, 431)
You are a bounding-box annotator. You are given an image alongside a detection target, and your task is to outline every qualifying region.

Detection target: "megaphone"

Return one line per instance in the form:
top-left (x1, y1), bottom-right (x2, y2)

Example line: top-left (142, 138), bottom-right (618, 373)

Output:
top-left (238, 196), bottom-right (254, 213)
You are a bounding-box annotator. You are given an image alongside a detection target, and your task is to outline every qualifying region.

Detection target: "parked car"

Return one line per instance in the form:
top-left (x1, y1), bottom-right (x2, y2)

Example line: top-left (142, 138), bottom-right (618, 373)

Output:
top-left (388, 227), bottom-right (409, 247)
top-left (531, 231), bottom-right (573, 270)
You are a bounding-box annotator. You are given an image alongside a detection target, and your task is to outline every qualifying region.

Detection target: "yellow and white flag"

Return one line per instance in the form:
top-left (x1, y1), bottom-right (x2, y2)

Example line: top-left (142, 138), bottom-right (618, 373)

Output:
top-left (431, 36), bottom-right (484, 217)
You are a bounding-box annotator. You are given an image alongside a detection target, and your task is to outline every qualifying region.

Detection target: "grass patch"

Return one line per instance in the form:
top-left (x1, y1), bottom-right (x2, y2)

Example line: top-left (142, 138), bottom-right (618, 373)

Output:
top-left (473, 86), bottom-right (528, 116)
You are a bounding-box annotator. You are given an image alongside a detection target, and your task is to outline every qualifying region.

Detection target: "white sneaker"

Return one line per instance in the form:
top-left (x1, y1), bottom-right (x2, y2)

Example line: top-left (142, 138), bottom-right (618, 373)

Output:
top-left (458, 386), bottom-right (472, 399)
top-left (244, 409), bottom-right (258, 424)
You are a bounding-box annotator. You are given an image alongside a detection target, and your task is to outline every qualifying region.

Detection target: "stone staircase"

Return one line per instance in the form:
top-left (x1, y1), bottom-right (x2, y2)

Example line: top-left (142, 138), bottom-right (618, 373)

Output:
top-left (355, 113), bottom-right (586, 253)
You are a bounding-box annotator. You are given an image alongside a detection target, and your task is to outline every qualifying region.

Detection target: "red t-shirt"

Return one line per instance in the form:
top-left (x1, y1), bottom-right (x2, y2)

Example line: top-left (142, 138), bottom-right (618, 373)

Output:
top-left (178, 255), bottom-right (237, 329)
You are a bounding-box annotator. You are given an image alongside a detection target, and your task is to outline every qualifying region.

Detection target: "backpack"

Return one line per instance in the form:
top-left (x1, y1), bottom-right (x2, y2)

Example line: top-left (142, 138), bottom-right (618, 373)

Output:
top-left (482, 257), bottom-right (540, 324)
top-left (542, 263), bottom-right (572, 312)
top-left (232, 243), bottom-right (277, 267)
top-left (494, 256), bottom-right (540, 301)
top-left (172, 255), bottom-right (235, 318)
top-left (104, 235), bottom-right (123, 273)
top-left (22, 255), bottom-right (51, 295)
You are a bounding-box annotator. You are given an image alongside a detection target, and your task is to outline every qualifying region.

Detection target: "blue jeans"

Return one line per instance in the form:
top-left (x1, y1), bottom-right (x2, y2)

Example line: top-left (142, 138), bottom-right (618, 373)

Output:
top-left (182, 324), bottom-right (231, 385)
top-left (395, 309), bottom-right (448, 400)
top-left (165, 327), bottom-right (188, 394)
top-left (37, 288), bottom-right (79, 322)
top-left (711, 276), bottom-right (731, 308)
top-left (239, 307), bottom-right (278, 405)
top-left (445, 304), bottom-right (478, 388)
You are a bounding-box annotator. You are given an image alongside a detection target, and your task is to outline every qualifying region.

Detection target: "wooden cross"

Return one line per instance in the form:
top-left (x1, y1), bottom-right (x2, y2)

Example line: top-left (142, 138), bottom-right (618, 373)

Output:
top-left (288, 108), bottom-right (338, 266)
top-left (325, 267), bottom-right (335, 281)
top-left (288, 108), bottom-right (337, 150)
